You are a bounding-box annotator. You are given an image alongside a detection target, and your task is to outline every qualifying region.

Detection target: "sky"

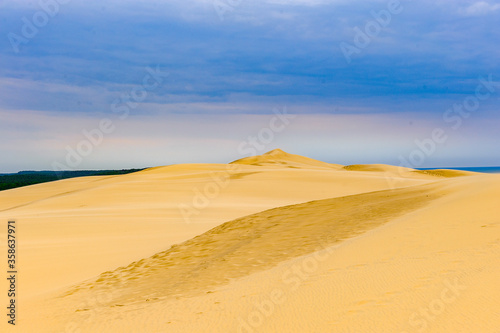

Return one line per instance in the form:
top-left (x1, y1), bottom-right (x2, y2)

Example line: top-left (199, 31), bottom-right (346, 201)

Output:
top-left (0, 0), bottom-right (499, 173)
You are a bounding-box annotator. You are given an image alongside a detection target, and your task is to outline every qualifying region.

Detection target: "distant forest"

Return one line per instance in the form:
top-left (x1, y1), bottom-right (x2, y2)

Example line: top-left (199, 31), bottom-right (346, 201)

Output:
top-left (0, 169), bottom-right (146, 192)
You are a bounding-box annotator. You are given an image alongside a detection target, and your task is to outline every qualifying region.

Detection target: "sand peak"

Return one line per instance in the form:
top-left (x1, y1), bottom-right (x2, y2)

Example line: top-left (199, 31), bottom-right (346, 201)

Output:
top-left (263, 148), bottom-right (288, 155)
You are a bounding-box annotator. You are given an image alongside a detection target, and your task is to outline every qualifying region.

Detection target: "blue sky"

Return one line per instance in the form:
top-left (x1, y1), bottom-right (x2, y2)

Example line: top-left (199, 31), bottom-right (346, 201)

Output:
top-left (0, 0), bottom-right (499, 172)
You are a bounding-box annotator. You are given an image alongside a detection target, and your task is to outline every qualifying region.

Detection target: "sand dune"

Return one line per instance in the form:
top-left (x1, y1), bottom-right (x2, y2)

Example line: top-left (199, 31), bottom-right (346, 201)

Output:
top-left (0, 154), bottom-right (433, 299)
top-left (412, 169), bottom-right (477, 178)
top-left (343, 163), bottom-right (414, 173)
top-left (231, 148), bottom-right (343, 169)
top-left (1, 150), bottom-right (498, 332)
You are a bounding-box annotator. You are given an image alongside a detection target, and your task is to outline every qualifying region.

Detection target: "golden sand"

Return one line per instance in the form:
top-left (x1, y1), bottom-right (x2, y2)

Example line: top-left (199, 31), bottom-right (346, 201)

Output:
top-left (1, 150), bottom-right (498, 332)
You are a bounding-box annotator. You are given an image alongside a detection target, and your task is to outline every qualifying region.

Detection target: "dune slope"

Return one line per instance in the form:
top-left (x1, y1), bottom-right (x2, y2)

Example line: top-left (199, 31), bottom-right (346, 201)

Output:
top-left (38, 174), bottom-right (500, 333)
top-left (63, 181), bottom-right (447, 305)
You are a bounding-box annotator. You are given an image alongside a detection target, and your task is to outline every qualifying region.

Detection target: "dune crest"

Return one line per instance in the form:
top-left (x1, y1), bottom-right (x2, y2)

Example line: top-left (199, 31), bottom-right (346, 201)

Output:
top-left (343, 163), bottom-right (414, 173)
top-left (412, 169), bottom-right (476, 178)
top-left (62, 181), bottom-right (447, 307)
top-left (230, 149), bottom-right (343, 169)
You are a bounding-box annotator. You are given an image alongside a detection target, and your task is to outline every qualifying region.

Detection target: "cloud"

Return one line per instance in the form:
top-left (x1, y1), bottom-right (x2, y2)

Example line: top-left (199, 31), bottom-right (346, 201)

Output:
top-left (0, 0), bottom-right (499, 170)
top-left (1, 0), bottom-right (498, 111)
top-left (459, 1), bottom-right (500, 16)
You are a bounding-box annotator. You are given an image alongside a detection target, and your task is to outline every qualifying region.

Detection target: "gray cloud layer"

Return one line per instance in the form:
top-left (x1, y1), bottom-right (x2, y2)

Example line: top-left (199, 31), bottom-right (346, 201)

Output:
top-left (0, 0), bottom-right (499, 171)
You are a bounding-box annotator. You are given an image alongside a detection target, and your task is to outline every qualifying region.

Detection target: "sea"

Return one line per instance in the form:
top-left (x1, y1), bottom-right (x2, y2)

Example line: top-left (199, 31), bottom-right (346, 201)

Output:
top-left (417, 166), bottom-right (500, 174)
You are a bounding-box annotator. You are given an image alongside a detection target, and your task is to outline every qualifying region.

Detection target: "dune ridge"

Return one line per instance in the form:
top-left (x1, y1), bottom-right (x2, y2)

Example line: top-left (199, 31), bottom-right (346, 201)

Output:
top-left (62, 181), bottom-right (448, 307)
top-left (412, 169), bottom-right (477, 178)
top-left (230, 149), bottom-right (343, 169)
top-left (343, 164), bottom-right (414, 173)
